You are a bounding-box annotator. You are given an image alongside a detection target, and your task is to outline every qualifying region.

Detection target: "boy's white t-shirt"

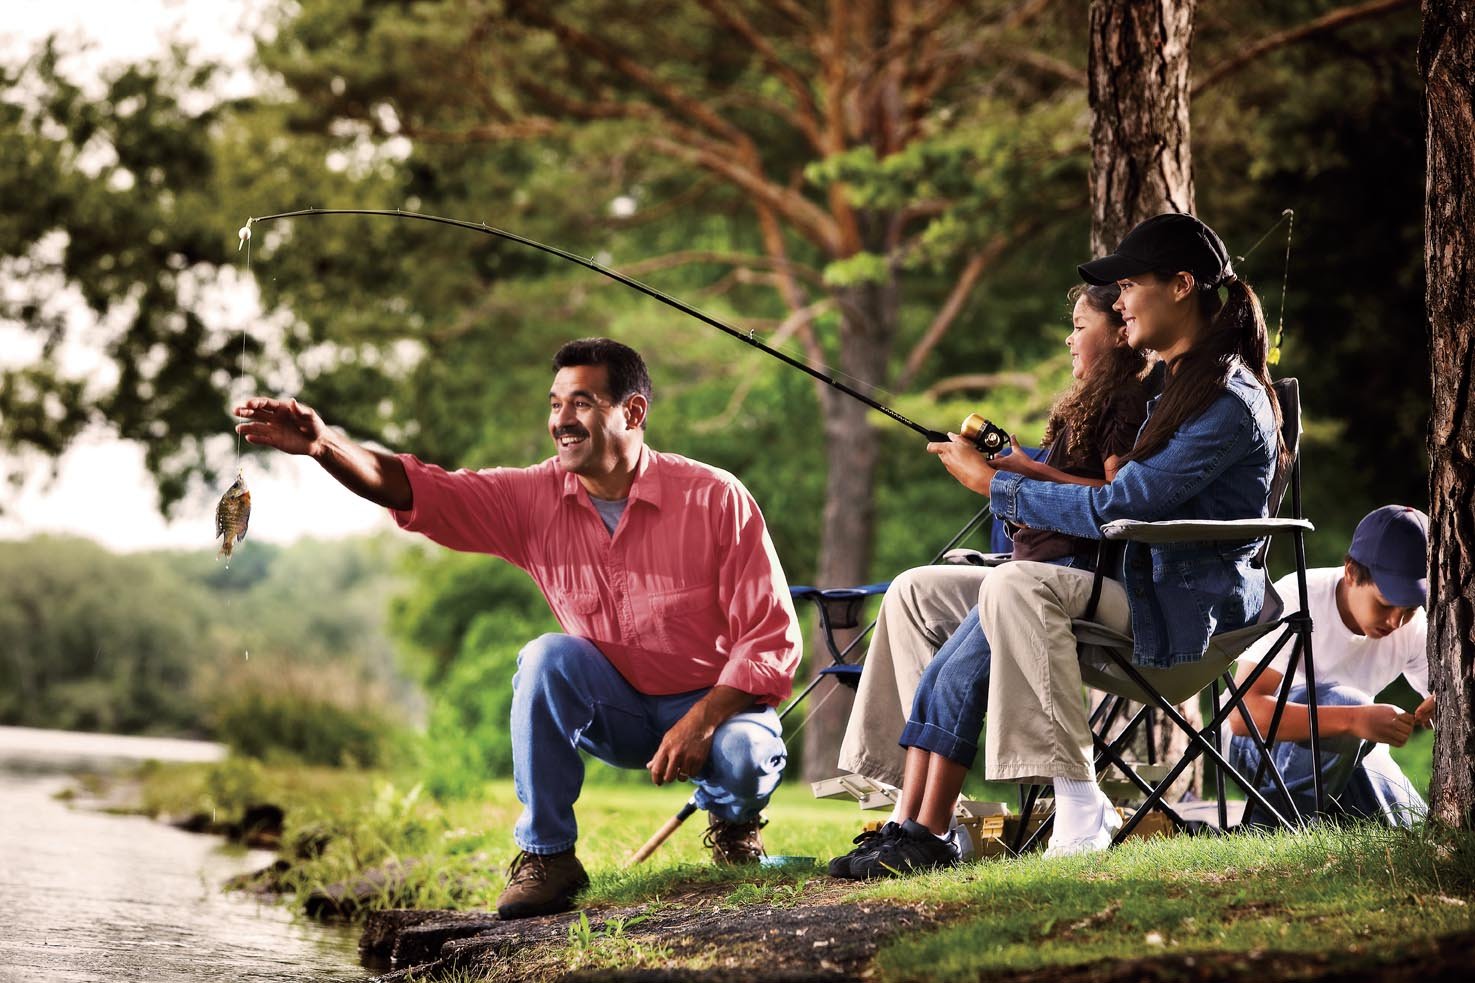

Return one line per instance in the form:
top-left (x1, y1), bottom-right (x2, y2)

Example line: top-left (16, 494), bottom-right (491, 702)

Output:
top-left (1242, 567), bottom-right (1429, 698)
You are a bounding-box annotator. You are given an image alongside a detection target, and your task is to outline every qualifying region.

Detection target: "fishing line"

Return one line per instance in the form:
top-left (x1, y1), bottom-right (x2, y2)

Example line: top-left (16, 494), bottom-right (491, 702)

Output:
top-left (235, 223), bottom-right (253, 471)
top-left (1234, 208), bottom-right (1295, 366)
top-left (240, 208), bottom-right (971, 445)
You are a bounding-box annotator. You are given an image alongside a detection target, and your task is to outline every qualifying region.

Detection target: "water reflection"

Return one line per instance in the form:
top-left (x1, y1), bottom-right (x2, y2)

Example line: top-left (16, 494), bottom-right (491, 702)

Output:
top-left (0, 726), bottom-right (367, 982)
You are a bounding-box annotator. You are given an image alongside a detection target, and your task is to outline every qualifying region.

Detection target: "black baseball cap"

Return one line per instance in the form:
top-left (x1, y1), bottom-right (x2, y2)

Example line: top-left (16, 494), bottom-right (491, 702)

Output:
top-left (1078, 213), bottom-right (1234, 290)
top-left (1348, 505), bottom-right (1430, 608)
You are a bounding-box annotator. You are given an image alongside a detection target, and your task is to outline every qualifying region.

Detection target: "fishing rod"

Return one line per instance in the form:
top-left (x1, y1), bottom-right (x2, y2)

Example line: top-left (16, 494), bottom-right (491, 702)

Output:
top-left (238, 208), bottom-right (1011, 454)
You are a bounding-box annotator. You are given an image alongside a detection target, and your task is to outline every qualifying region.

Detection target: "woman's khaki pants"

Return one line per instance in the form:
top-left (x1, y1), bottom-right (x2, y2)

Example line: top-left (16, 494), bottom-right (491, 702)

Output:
top-left (979, 561), bottom-right (1133, 784)
top-left (835, 564), bottom-right (993, 785)
top-left (835, 559), bottom-right (1134, 787)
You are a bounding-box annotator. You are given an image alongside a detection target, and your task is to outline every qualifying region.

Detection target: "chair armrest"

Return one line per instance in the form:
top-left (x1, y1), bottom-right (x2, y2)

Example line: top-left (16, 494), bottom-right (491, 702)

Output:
top-left (940, 548), bottom-right (1013, 567)
top-left (790, 582), bottom-right (891, 602)
top-left (1100, 518), bottom-right (1314, 543)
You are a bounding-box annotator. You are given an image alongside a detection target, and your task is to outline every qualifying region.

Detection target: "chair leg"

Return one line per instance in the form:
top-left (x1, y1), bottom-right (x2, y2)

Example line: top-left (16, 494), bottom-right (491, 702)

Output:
top-left (1211, 679), bottom-right (1228, 831)
top-left (1220, 668), bottom-right (1306, 827)
top-left (1102, 650), bottom-right (1298, 832)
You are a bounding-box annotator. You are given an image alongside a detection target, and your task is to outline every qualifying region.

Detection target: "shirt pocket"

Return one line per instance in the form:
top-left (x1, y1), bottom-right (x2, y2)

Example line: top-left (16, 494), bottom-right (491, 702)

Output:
top-left (555, 589), bottom-right (601, 623)
top-left (646, 582), bottom-right (719, 655)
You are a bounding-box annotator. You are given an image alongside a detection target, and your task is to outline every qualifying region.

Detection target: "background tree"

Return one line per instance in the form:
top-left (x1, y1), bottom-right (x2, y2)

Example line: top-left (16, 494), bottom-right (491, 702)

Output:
top-left (1086, 0), bottom-right (1204, 797)
top-left (1421, 0), bottom-right (1475, 828)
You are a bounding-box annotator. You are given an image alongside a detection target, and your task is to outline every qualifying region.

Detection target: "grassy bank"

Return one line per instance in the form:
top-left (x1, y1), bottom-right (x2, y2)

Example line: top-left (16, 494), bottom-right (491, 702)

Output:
top-left (121, 748), bottom-right (1474, 981)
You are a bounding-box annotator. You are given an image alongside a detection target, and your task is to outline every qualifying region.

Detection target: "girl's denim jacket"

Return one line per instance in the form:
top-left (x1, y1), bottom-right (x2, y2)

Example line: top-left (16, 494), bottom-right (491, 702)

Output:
top-left (989, 361), bottom-right (1277, 668)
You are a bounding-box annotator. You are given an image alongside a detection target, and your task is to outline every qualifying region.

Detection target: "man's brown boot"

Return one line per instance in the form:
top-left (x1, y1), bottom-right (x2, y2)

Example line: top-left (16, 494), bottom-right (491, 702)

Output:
top-left (703, 814), bottom-right (767, 865)
top-left (496, 849), bottom-right (589, 920)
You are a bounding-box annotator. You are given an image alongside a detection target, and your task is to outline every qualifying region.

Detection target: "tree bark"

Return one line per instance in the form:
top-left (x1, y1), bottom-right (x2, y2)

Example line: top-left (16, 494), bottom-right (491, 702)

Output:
top-left (800, 270), bottom-right (897, 780)
top-left (1087, 0), bottom-right (1203, 800)
top-left (1421, 0), bottom-right (1475, 829)
top-left (1089, 0), bottom-right (1197, 256)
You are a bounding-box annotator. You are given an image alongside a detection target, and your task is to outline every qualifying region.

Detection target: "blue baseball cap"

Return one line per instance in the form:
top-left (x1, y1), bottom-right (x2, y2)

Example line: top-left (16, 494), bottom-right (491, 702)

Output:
top-left (1348, 505), bottom-right (1430, 607)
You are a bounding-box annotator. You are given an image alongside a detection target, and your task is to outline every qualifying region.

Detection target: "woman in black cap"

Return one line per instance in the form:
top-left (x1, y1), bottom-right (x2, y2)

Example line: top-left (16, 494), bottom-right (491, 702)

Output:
top-left (882, 212), bottom-right (1285, 864)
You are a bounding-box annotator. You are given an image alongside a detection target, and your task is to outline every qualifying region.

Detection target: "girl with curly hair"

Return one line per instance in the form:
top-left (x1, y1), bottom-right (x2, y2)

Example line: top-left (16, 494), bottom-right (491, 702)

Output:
top-left (829, 281), bottom-right (1153, 876)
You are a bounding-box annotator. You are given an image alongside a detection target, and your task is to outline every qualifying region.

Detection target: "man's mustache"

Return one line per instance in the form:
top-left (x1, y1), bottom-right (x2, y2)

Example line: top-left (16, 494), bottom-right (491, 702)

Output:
top-left (555, 426), bottom-right (590, 440)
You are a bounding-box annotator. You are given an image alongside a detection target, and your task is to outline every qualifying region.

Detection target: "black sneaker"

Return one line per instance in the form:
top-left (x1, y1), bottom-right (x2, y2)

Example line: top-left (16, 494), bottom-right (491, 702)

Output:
top-left (827, 821), bottom-right (901, 879)
top-left (849, 819), bottom-right (961, 879)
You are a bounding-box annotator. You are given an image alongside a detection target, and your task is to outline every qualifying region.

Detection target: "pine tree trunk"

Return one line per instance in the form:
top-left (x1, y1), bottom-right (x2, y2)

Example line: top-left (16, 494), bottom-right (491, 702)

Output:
top-left (1088, 0), bottom-right (1203, 800)
top-left (800, 276), bottom-right (896, 782)
top-left (1421, 0), bottom-right (1475, 829)
top-left (1089, 0), bottom-right (1197, 255)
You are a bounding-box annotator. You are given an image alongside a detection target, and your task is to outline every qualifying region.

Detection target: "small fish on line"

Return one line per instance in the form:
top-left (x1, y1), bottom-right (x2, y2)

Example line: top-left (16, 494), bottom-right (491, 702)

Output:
top-left (215, 472), bottom-right (251, 566)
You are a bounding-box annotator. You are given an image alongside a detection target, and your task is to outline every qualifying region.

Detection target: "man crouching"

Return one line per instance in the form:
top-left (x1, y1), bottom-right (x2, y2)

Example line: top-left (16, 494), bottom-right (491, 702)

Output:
top-left (236, 338), bottom-right (801, 918)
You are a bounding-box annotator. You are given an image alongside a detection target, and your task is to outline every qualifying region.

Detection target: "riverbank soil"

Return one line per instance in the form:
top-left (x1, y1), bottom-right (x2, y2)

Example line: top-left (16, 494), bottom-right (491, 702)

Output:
top-left (361, 878), bottom-right (1475, 983)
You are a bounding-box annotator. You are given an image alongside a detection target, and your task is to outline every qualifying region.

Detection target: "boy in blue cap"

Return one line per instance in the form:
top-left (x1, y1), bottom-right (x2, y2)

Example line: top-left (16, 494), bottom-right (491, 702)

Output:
top-left (1226, 505), bottom-right (1434, 826)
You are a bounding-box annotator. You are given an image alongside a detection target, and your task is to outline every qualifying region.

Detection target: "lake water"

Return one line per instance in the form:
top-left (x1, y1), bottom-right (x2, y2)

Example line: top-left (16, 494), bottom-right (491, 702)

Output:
top-left (0, 726), bottom-right (368, 983)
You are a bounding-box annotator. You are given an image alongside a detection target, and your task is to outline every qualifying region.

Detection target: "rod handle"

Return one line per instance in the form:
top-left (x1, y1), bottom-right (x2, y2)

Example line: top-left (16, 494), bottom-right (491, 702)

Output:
top-left (628, 800), bottom-right (699, 866)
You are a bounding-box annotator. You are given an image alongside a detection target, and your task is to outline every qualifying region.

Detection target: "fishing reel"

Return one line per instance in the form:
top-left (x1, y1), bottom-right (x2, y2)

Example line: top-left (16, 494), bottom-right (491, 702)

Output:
top-left (960, 413), bottom-right (1011, 458)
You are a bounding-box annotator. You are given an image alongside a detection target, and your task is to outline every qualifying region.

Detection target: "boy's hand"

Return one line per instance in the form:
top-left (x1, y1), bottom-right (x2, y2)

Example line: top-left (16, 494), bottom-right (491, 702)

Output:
top-left (1413, 694), bottom-right (1436, 728)
top-left (1355, 704), bottom-right (1416, 746)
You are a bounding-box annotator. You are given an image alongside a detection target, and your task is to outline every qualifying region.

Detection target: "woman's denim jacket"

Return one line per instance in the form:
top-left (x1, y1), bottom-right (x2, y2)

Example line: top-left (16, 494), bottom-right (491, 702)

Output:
top-left (990, 361), bottom-right (1277, 668)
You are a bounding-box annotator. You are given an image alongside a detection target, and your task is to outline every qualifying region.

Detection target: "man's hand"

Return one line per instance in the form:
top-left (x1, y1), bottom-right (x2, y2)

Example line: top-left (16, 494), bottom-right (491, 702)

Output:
top-left (927, 433), bottom-right (998, 497)
top-left (647, 708), bottom-right (717, 786)
top-left (234, 397), bottom-right (329, 457)
top-left (646, 685), bottom-right (755, 787)
top-left (1354, 704), bottom-right (1417, 747)
top-left (236, 395), bottom-right (413, 510)
top-left (1413, 694), bottom-right (1436, 728)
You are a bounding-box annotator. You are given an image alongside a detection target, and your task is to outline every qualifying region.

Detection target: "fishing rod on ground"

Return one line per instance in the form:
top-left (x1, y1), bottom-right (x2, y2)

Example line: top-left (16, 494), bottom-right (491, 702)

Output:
top-left (237, 208), bottom-right (1014, 455)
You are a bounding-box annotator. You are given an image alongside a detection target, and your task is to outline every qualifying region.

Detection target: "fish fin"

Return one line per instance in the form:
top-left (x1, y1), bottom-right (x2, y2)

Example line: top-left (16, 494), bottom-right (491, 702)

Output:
top-left (237, 501), bottom-right (251, 543)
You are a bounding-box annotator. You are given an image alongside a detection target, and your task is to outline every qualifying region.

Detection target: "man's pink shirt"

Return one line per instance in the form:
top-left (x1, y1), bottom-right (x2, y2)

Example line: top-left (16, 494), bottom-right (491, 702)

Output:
top-left (390, 446), bottom-right (802, 706)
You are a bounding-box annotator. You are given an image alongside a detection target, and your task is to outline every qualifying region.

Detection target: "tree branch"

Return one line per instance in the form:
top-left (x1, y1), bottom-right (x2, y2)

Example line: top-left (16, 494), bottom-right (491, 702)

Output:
top-left (1193, 0), bottom-right (1418, 96)
top-left (896, 229), bottom-right (1016, 390)
top-left (612, 249), bottom-right (826, 289)
top-left (698, 0), bottom-right (825, 152)
top-left (509, 4), bottom-right (751, 148)
top-left (924, 371), bottom-right (1040, 400)
top-left (400, 119), bottom-right (560, 143)
top-left (645, 135), bottom-right (841, 251)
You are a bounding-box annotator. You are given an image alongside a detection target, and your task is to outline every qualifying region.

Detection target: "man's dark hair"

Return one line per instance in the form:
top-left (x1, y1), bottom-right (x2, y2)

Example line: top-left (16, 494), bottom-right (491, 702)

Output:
top-left (551, 338), bottom-right (653, 427)
top-left (1344, 553), bottom-right (1374, 586)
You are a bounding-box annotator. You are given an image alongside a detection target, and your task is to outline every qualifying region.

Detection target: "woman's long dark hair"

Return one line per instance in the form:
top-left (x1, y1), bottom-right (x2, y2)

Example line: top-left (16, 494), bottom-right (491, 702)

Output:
top-left (1122, 276), bottom-right (1288, 473)
top-left (1043, 283), bottom-right (1153, 461)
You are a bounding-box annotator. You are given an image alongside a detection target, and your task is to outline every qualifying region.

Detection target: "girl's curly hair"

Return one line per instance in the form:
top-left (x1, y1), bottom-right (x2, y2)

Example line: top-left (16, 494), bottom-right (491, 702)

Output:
top-left (1041, 283), bottom-right (1153, 461)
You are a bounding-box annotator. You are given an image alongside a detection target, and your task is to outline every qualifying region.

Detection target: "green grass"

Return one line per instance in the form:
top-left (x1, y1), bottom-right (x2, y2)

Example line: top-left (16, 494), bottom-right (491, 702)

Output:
top-left (128, 760), bottom-right (866, 914)
top-left (861, 821), bottom-right (1475, 981)
top-left (124, 756), bottom-right (1474, 982)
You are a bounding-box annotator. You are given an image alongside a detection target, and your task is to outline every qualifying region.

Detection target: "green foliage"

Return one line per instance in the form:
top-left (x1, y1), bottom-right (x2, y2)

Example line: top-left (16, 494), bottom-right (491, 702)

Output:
top-left (0, 537), bottom-right (206, 733)
top-left (415, 606), bottom-right (554, 798)
top-left (0, 534), bottom-right (417, 742)
top-left (212, 679), bottom-right (402, 767)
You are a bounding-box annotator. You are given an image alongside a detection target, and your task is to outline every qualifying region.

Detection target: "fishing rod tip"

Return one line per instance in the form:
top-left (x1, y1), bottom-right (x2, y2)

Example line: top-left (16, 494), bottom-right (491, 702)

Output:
top-left (1281, 208), bottom-right (1294, 218)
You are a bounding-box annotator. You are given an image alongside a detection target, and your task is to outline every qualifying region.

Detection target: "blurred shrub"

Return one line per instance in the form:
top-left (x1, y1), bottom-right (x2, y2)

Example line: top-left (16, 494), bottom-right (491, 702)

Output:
top-left (417, 608), bottom-right (539, 798)
top-left (209, 663), bottom-right (407, 768)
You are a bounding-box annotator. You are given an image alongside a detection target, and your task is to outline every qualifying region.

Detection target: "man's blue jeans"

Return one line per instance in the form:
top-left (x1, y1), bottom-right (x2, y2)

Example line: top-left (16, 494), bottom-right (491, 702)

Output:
top-left (1228, 682), bottom-right (1428, 828)
top-left (511, 633), bottom-right (788, 855)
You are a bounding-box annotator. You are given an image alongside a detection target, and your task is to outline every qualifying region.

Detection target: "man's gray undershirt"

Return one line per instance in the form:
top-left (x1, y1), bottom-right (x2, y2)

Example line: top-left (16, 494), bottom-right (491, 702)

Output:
top-left (588, 494), bottom-right (629, 535)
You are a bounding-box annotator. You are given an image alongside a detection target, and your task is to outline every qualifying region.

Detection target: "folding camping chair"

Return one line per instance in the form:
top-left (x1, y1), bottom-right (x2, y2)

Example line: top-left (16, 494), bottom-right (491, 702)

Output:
top-left (1008, 377), bottom-right (1325, 851)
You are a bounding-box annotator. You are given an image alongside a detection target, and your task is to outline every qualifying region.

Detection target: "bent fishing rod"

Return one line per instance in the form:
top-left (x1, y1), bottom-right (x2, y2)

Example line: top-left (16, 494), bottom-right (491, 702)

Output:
top-left (239, 207), bottom-right (1010, 454)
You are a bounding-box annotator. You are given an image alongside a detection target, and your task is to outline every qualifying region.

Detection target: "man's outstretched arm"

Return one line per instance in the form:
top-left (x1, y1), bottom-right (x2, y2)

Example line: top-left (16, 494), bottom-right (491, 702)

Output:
top-left (234, 397), bottom-right (413, 511)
